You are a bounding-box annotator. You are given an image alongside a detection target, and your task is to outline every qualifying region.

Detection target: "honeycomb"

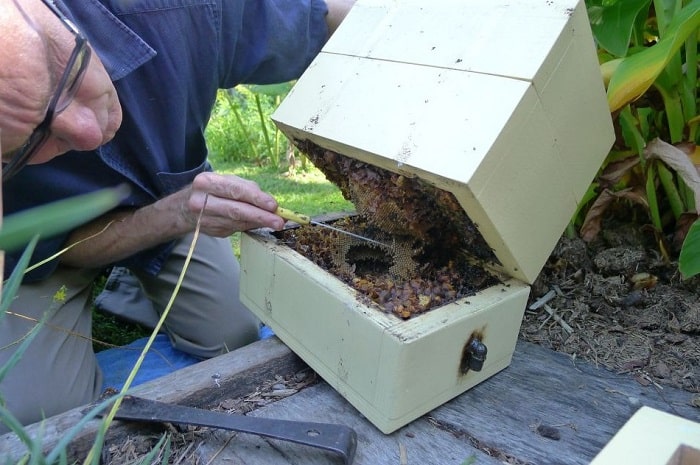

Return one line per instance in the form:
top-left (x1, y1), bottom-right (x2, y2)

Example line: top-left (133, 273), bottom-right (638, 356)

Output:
top-left (276, 141), bottom-right (500, 319)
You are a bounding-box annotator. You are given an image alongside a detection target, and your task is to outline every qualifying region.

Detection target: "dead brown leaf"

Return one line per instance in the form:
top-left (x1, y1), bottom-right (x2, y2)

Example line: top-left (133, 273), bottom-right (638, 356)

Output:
top-left (644, 138), bottom-right (700, 214)
top-left (580, 187), bottom-right (649, 241)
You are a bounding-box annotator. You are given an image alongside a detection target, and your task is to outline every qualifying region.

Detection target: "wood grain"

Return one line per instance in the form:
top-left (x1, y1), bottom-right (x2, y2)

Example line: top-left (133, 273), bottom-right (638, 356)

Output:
top-left (2, 338), bottom-right (698, 464)
top-left (0, 337), bottom-right (304, 462)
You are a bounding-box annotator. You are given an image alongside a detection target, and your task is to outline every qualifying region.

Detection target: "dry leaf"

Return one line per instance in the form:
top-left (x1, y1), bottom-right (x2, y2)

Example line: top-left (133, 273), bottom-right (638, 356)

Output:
top-left (599, 156), bottom-right (640, 186)
top-left (644, 138), bottom-right (700, 214)
top-left (580, 188), bottom-right (649, 241)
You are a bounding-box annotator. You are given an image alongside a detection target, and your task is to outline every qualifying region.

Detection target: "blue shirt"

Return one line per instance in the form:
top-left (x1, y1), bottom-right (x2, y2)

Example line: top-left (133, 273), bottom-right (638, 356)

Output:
top-left (4, 0), bottom-right (329, 280)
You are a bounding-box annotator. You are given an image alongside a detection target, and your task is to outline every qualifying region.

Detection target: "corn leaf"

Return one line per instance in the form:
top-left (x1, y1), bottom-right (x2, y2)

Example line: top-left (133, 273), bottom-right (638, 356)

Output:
top-left (607, 0), bottom-right (700, 112)
top-left (0, 185), bottom-right (129, 253)
top-left (679, 219), bottom-right (700, 277)
top-left (586, 0), bottom-right (651, 57)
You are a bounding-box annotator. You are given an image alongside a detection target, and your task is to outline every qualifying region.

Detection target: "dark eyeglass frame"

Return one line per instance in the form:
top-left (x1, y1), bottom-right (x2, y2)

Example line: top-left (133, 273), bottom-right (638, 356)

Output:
top-left (2, 0), bottom-right (91, 181)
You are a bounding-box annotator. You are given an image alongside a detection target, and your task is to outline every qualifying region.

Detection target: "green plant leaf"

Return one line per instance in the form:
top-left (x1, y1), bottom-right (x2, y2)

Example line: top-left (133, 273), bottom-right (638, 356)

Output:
top-left (619, 106), bottom-right (647, 159)
top-left (607, 0), bottom-right (700, 112)
top-left (0, 184), bottom-right (129, 253)
top-left (0, 236), bottom-right (38, 317)
top-left (586, 0), bottom-right (651, 57)
top-left (679, 219), bottom-right (700, 277)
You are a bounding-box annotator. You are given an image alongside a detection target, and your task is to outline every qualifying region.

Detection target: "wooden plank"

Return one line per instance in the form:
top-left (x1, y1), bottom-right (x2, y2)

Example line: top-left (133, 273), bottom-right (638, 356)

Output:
top-left (0, 337), bottom-right (305, 462)
top-left (195, 339), bottom-right (700, 465)
top-left (196, 382), bottom-right (504, 465)
top-left (425, 340), bottom-right (700, 465)
top-left (3, 337), bottom-right (698, 464)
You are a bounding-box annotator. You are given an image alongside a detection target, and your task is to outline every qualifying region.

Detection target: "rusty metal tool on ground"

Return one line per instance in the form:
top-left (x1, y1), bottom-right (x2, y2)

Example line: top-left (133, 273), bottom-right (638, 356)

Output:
top-left (276, 206), bottom-right (388, 247)
top-left (105, 396), bottom-right (358, 464)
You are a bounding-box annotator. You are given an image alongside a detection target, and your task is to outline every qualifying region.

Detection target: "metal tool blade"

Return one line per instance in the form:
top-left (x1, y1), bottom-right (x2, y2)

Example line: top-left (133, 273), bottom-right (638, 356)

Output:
top-left (276, 206), bottom-right (388, 247)
top-left (309, 220), bottom-right (388, 247)
top-left (105, 396), bottom-right (357, 464)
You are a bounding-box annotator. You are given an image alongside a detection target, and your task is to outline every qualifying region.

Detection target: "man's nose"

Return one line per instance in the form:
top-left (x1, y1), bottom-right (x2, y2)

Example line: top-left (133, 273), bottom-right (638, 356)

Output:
top-left (50, 105), bottom-right (106, 152)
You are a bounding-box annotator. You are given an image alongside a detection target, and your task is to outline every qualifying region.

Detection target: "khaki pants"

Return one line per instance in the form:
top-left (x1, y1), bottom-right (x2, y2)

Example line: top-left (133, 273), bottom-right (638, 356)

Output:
top-left (0, 234), bottom-right (259, 431)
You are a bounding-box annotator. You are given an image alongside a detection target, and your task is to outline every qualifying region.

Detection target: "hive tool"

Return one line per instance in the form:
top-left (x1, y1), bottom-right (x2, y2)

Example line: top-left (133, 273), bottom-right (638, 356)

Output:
top-left (276, 206), bottom-right (388, 247)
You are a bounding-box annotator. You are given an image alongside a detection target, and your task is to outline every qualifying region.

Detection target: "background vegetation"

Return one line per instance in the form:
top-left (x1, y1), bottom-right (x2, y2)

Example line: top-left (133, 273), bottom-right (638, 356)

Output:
top-left (580, 0), bottom-right (700, 276)
top-left (2, 1), bottom-right (699, 461)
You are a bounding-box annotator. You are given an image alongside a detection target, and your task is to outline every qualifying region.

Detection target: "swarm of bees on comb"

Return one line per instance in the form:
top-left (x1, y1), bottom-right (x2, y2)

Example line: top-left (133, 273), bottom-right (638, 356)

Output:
top-left (277, 141), bottom-right (499, 319)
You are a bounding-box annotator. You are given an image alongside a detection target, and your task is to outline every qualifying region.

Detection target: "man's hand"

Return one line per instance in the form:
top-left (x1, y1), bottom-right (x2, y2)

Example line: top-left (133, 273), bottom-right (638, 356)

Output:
top-left (178, 172), bottom-right (285, 236)
top-left (61, 172), bottom-right (285, 268)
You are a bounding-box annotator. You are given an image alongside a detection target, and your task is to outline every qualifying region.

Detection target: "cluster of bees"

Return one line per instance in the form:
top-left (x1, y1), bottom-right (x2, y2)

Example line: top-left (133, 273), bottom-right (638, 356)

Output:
top-left (277, 142), bottom-right (499, 319)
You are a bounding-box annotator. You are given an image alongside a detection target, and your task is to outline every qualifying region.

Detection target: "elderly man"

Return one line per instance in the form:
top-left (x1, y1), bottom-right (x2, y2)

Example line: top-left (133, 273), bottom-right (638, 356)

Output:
top-left (0, 0), bottom-right (354, 430)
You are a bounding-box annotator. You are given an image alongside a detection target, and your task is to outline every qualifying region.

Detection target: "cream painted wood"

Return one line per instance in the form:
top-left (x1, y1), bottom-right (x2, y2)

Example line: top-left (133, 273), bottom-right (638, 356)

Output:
top-left (243, 0), bottom-right (615, 434)
top-left (591, 407), bottom-right (700, 465)
top-left (240, 231), bottom-right (530, 433)
top-left (272, 0), bottom-right (614, 283)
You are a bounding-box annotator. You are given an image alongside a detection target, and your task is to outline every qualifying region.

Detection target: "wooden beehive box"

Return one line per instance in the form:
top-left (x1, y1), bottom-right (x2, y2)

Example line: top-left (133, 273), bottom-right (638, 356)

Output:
top-left (240, 0), bottom-right (614, 433)
top-left (591, 407), bottom-right (700, 465)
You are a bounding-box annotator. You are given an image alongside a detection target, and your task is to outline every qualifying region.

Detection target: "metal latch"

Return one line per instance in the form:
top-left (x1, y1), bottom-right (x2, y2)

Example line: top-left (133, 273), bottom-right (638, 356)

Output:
top-left (460, 335), bottom-right (488, 373)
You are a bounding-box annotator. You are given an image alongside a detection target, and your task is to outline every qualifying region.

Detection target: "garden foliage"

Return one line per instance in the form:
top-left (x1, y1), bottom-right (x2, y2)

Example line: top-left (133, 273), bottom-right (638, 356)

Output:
top-left (582, 0), bottom-right (700, 277)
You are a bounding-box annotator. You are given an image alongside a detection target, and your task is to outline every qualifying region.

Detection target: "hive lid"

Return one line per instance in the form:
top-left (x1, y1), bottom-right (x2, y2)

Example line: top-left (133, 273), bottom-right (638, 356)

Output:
top-left (272, 0), bottom-right (614, 283)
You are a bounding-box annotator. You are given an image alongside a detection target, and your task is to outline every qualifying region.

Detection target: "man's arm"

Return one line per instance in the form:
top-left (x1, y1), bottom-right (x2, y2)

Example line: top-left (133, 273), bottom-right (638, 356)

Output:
top-left (325, 0), bottom-right (356, 35)
top-left (60, 172), bottom-right (286, 268)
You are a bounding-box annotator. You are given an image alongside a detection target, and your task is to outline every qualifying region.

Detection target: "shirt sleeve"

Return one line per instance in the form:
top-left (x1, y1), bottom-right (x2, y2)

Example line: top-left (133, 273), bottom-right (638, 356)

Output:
top-left (218, 0), bottom-right (329, 87)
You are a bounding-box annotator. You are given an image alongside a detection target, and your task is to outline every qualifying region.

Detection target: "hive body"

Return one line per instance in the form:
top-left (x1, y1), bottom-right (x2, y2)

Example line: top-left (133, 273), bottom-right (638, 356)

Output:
top-left (240, 0), bottom-right (614, 433)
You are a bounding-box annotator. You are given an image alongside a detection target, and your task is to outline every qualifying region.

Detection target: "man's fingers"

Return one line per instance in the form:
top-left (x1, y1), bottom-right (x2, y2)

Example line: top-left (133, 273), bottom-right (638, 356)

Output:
top-left (192, 172), bottom-right (277, 212)
top-left (188, 189), bottom-right (285, 233)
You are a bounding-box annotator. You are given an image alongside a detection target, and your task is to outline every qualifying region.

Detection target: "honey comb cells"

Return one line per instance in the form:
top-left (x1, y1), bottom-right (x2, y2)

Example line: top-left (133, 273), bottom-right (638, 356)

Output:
top-left (277, 142), bottom-right (499, 319)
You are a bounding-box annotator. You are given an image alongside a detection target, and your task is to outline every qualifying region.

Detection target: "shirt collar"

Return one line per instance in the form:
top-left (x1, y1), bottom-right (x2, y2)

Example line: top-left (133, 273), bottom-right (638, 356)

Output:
top-left (54, 0), bottom-right (156, 81)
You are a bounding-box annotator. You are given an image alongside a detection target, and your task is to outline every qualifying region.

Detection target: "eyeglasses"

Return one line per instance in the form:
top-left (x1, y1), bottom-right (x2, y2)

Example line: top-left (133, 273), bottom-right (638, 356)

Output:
top-left (2, 0), bottom-right (91, 181)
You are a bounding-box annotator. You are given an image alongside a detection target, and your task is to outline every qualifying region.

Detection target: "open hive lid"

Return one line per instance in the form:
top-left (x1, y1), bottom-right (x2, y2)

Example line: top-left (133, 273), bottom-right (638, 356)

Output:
top-left (273, 0), bottom-right (614, 284)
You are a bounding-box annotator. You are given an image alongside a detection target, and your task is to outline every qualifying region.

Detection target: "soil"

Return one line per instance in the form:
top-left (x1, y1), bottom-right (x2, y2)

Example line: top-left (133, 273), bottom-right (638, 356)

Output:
top-left (522, 223), bottom-right (700, 395)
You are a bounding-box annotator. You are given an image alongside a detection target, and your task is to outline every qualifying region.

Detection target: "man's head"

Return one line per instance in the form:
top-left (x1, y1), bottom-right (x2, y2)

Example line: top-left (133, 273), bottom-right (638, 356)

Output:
top-left (0, 0), bottom-right (122, 177)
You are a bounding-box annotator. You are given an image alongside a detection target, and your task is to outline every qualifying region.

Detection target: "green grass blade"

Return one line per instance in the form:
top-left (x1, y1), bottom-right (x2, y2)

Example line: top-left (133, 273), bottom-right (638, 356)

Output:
top-left (0, 185), bottom-right (129, 253)
top-left (0, 285), bottom-right (55, 383)
top-left (680, 219), bottom-right (700, 277)
top-left (0, 405), bottom-right (35, 451)
top-left (1, 237), bottom-right (38, 318)
top-left (45, 397), bottom-right (115, 464)
top-left (224, 90), bottom-right (260, 161)
top-left (254, 94), bottom-right (276, 166)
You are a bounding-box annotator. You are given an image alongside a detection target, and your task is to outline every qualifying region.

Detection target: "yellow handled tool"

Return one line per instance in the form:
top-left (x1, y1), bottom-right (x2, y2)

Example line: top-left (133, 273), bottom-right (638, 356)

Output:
top-left (275, 207), bottom-right (388, 247)
top-left (275, 207), bottom-right (312, 225)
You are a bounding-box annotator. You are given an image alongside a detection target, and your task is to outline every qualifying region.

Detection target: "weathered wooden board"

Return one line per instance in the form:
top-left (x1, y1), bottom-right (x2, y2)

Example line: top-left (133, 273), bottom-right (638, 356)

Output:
top-left (428, 340), bottom-right (699, 465)
top-left (195, 340), bottom-right (700, 465)
top-left (2, 337), bottom-right (698, 464)
top-left (0, 337), bottom-right (305, 462)
top-left (196, 382), bottom-right (505, 465)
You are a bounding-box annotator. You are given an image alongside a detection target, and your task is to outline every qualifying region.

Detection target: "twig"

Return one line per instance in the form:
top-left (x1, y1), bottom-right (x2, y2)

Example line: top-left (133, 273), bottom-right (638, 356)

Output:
top-left (399, 442), bottom-right (408, 465)
top-left (528, 290), bottom-right (556, 311)
top-left (205, 433), bottom-right (235, 465)
top-left (543, 303), bottom-right (574, 335)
